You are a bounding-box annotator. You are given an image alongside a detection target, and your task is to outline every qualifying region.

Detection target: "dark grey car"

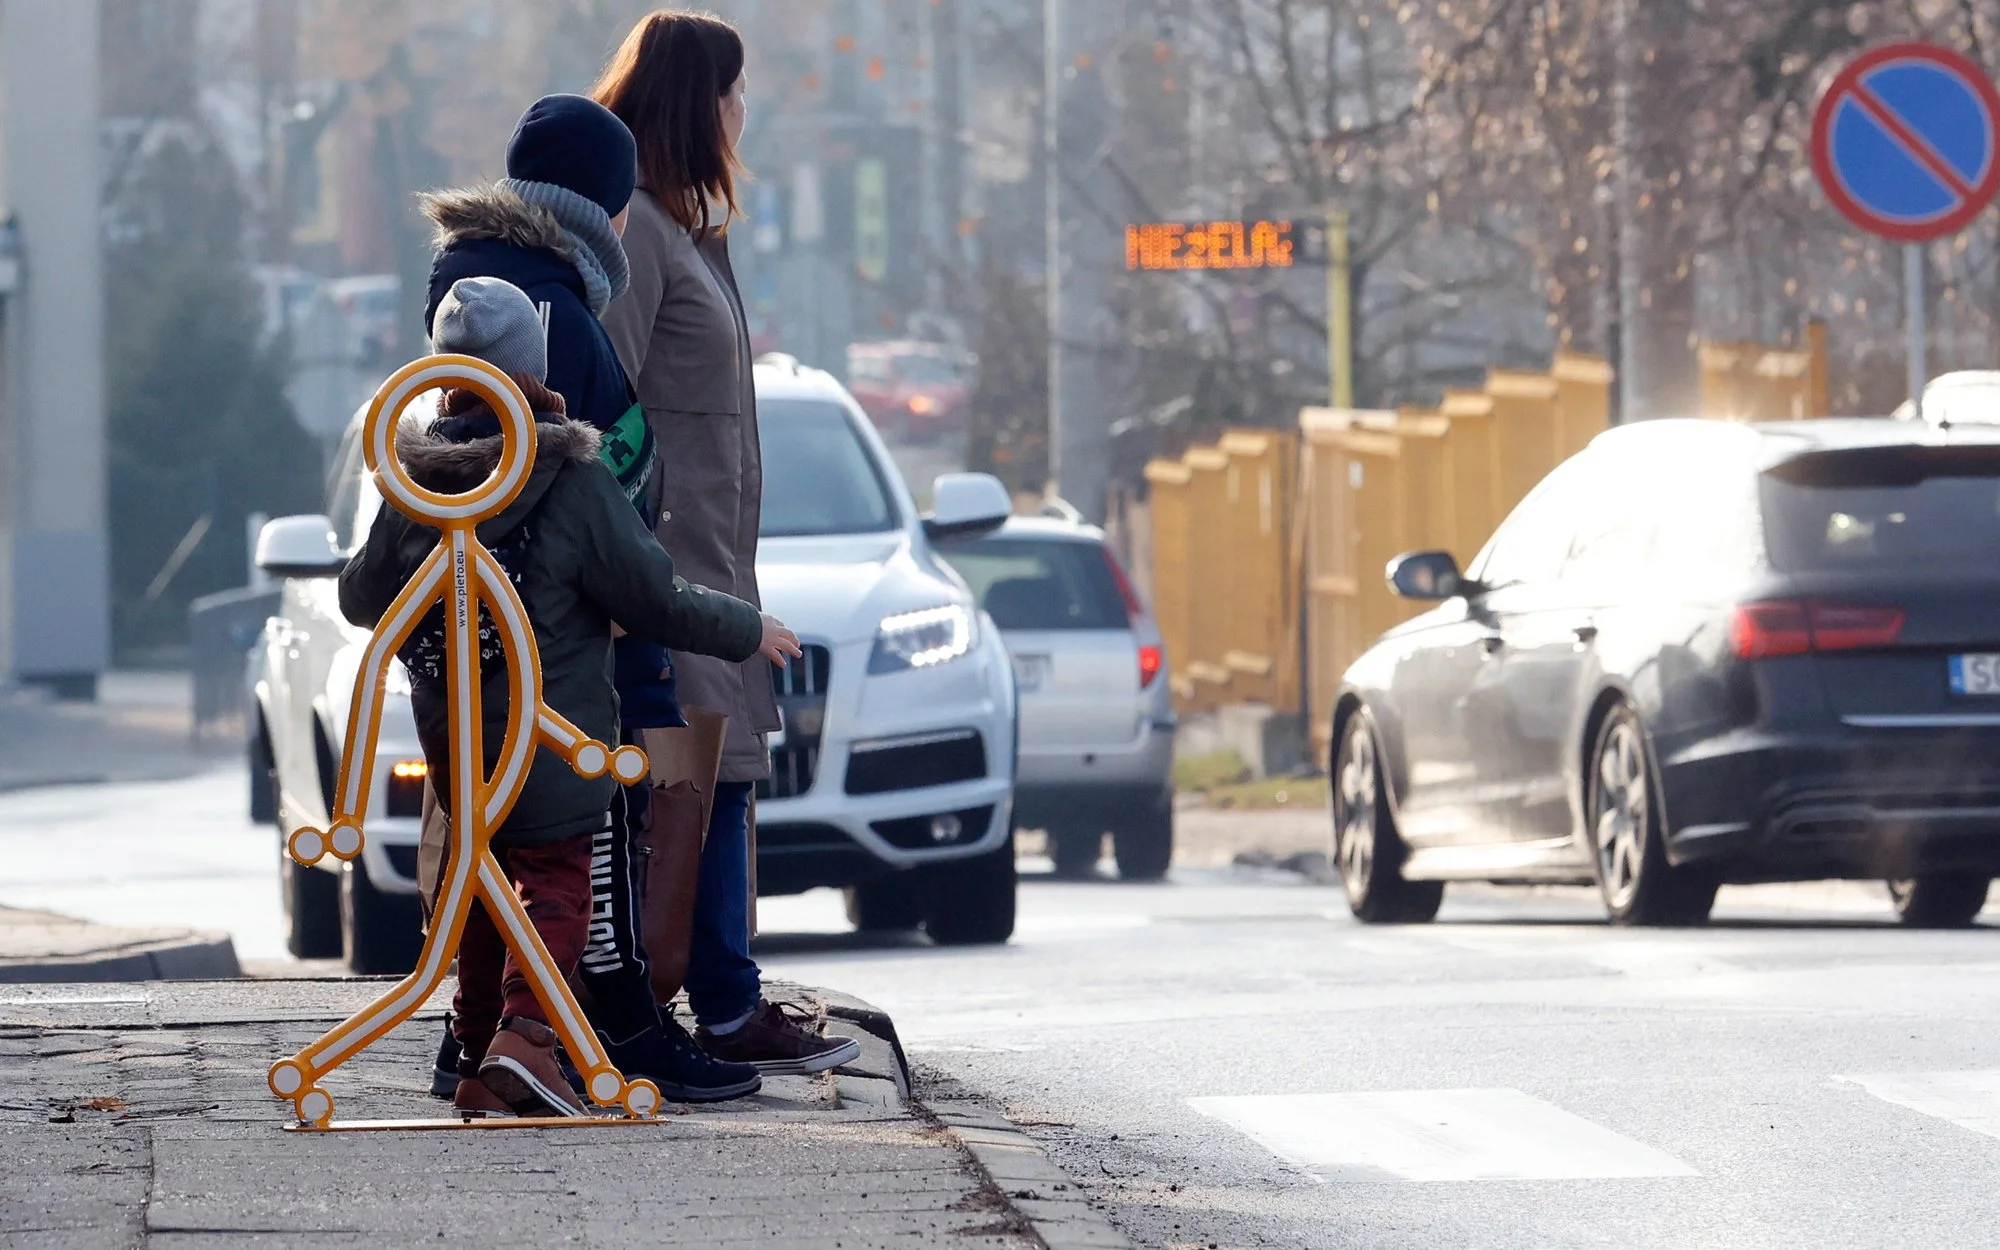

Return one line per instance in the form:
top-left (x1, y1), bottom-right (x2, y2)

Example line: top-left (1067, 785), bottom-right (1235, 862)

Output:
top-left (1333, 417), bottom-right (2000, 927)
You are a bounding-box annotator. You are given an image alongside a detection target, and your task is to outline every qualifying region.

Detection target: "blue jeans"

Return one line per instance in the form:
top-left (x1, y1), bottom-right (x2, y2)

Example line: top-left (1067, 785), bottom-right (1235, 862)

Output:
top-left (683, 781), bottom-right (762, 1028)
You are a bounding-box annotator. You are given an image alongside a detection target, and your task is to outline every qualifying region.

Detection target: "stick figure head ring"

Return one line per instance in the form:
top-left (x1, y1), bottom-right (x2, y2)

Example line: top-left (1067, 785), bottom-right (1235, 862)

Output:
top-left (363, 355), bottom-right (539, 528)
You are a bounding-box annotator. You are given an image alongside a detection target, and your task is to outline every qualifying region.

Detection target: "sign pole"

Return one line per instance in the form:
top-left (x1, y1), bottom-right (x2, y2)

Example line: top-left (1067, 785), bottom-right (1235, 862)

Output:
top-left (1905, 242), bottom-right (1927, 420)
top-left (1811, 43), bottom-right (2000, 423)
top-left (1327, 208), bottom-right (1352, 410)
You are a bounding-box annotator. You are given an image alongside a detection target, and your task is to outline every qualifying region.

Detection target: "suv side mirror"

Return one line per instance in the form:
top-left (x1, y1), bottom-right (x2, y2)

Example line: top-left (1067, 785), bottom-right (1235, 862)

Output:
top-left (256, 515), bottom-right (346, 579)
top-left (924, 472), bottom-right (1012, 541)
top-left (1387, 550), bottom-right (1468, 601)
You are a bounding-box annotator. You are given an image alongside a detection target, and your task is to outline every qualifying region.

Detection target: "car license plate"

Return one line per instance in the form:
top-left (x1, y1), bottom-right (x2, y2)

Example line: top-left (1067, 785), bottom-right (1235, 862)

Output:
top-left (1012, 654), bottom-right (1050, 692)
top-left (1949, 653), bottom-right (2000, 695)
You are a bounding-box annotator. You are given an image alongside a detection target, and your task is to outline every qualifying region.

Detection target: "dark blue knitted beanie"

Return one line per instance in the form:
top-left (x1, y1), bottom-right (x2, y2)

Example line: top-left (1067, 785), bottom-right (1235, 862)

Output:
top-left (504, 94), bottom-right (638, 218)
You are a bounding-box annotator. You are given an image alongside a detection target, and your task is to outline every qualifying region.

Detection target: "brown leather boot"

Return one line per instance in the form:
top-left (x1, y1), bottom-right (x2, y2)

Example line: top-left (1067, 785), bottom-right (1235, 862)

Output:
top-left (479, 1016), bottom-right (585, 1117)
top-left (451, 1071), bottom-right (513, 1117)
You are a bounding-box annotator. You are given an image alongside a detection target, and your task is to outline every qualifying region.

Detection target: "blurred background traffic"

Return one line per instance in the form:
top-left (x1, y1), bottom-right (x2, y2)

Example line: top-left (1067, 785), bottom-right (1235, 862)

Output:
top-left (8, 0), bottom-right (1997, 693)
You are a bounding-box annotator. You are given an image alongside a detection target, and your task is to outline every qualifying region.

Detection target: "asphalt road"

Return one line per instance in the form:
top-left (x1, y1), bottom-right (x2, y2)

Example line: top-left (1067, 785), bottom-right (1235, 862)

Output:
top-left (767, 852), bottom-right (2000, 1249)
top-left (8, 769), bottom-right (2000, 1248)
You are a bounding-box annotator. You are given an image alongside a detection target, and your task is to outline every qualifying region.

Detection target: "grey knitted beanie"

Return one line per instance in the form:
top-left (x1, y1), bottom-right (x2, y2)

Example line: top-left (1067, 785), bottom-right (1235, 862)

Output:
top-left (429, 276), bottom-right (548, 383)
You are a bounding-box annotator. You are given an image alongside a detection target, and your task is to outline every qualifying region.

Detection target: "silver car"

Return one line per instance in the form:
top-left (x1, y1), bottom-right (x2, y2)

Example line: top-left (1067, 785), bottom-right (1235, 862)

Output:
top-left (936, 518), bottom-right (1176, 879)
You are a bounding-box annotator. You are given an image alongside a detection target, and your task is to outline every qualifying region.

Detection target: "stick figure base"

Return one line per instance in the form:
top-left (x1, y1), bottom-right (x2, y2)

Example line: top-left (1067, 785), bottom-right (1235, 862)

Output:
top-left (284, 1113), bottom-right (668, 1134)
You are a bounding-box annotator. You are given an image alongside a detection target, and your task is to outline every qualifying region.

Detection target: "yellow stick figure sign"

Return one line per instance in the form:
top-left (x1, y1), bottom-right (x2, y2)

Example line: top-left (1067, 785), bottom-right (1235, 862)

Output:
top-left (268, 357), bottom-right (660, 1130)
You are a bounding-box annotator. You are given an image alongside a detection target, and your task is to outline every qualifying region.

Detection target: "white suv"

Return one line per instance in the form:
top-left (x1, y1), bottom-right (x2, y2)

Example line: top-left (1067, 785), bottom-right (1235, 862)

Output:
top-left (249, 358), bottom-right (1020, 971)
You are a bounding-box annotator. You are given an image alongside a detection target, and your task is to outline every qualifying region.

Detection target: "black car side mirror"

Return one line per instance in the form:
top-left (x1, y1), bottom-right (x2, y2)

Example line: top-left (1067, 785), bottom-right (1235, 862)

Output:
top-left (1387, 551), bottom-right (1469, 601)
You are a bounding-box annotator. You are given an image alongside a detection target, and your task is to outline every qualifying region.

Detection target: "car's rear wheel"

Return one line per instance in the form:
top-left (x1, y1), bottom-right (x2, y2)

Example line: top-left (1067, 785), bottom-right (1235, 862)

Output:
top-left (1048, 828), bottom-right (1103, 879)
top-left (282, 843), bottom-right (343, 959)
top-left (1333, 711), bottom-right (1443, 924)
top-left (1888, 875), bottom-right (1990, 928)
top-left (1587, 704), bottom-right (1717, 926)
top-left (341, 860), bottom-right (424, 974)
top-left (844, 876), bottom-right (924, 932)
top-left (1113, 798), bottom-right (1174, 882)
top-left (921, 828), bottom-right (1018, 945)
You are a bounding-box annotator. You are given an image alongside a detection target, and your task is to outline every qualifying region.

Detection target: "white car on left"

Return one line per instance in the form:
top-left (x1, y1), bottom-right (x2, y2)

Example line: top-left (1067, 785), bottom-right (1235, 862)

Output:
top-left (249, 412), bottom-right (429, 973)
top-left (251, 360), bottom-right (1022, 973)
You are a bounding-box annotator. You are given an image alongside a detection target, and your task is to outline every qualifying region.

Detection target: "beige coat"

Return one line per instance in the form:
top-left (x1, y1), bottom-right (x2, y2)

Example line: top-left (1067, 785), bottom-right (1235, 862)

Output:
top-left (602, 190), bottom-right (779, 782)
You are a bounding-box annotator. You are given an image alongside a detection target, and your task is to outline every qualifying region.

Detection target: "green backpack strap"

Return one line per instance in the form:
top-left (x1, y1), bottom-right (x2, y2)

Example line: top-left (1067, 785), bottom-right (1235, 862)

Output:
top-left (597, 402), bottom-right (656, 507)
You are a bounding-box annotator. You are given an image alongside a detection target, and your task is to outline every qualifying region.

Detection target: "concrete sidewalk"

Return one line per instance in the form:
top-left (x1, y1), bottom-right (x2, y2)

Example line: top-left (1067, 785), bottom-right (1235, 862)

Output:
top-left (0, 978), bottom-right (1128, 1249)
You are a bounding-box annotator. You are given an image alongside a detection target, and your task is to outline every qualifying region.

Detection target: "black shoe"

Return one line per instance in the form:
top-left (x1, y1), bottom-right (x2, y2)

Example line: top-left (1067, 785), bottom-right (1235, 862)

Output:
top-left (602, 1017), bottom-right (763, 1103)
top-left (431, 1017), bottom-right (462, 1100)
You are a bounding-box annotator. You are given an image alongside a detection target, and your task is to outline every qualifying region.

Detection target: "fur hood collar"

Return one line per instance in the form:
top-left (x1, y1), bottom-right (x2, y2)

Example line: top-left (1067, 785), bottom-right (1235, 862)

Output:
top-left (394, 415), bottom-right (602, 491)
top-left (419, 184), bottom-right (581, 268)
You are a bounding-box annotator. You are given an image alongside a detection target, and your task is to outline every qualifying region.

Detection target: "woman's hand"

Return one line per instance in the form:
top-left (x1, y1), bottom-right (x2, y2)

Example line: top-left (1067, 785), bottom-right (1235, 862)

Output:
top-left (759, 613), bottom-right (804, 666)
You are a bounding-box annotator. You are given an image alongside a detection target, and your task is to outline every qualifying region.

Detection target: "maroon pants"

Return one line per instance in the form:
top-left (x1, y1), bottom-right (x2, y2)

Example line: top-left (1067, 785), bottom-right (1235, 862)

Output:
top-left (451, 832), bottom-right (593, 1063)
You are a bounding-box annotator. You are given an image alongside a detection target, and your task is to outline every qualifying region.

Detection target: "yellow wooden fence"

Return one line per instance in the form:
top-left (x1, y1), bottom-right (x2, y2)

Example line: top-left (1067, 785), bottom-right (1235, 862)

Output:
top-left (1143, 325), bottom-right (1828, 753)
top-left (1143, 431), bottom-right (1300, 713)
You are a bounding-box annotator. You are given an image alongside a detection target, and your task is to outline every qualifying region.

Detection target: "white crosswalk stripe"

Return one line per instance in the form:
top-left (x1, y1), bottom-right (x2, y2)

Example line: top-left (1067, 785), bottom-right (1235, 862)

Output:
top-left (1837, 1070), bottom-right (2000, 1140)
top-left (1189, 1088), bottom-right (1700, 1183)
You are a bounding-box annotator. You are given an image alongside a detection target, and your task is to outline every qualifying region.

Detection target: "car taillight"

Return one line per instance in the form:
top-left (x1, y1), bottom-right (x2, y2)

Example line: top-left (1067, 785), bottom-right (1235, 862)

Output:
top-left (1810, 605), bottom-right (1906, 650)
top-left (1731, 602), bottom-right (1904, 659)
top-left (1139, 644), bottom-right (1164, 688)
top-left (1731, 603), bottom-right (1811, 658)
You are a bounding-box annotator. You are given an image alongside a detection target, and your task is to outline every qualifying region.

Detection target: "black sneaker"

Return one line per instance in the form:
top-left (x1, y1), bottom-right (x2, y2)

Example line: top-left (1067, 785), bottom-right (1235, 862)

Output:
top-left (602, 1017), bottom-right (763, 1103)
top-left (431, 1018), bottom-right (462, 1100)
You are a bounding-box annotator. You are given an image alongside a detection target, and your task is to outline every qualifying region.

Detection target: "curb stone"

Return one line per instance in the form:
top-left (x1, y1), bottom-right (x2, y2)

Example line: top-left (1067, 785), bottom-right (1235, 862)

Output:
top-left (926, 1098), bottom-right (1136, 1250)
top-left (778, 983), bottom-right (913, 1110)
top-left (0, 936), bottom-right (240, 984)
top-left (790, 989), bottom-right (1126, 1246)
top-left (816, 985), bottom-right (914, 1096)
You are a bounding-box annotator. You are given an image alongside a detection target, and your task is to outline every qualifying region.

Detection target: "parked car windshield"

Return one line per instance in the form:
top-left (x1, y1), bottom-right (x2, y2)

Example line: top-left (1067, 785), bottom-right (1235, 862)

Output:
top-left (758, 398), bottom-right (898, 537)
top-left (939, 538), bottom-right (1129, 630)
top-left (1762, 448), bottom-right (2000, 573)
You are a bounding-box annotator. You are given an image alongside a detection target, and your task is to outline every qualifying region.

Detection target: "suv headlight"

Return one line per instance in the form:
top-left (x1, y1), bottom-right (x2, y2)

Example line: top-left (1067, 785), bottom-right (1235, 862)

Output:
top-left (868, 604), bottom-right (976, 674)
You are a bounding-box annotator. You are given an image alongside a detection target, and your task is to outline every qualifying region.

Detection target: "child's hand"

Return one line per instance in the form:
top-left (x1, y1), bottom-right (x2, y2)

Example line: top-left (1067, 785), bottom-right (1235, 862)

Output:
top-left (759, 613), bottom-right (804, 666)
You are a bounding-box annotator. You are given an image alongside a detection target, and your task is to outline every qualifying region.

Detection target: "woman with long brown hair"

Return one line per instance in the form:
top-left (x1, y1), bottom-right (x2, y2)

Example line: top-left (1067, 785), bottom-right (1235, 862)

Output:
top-left (595, 10), bottom-right (859, 1075)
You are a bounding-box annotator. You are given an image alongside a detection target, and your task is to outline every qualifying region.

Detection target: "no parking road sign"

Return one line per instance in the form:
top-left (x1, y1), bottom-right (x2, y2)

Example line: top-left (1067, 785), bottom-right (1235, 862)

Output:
top-left (1812, 43), bottom-right (2000, 242)
top-left (1812, 43), bottom-right (2000, 419)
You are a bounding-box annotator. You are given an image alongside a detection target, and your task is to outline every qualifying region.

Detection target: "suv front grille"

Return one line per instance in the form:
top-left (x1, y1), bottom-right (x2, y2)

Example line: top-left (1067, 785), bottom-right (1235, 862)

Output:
top-left (755, 822), bottom-right (854, 854)
top-left (757, 644), bottom-right (832, 802)
top-left (774, 644), bottom-right (833, 698)
top-left (845, 729), bottom-right (987, 795)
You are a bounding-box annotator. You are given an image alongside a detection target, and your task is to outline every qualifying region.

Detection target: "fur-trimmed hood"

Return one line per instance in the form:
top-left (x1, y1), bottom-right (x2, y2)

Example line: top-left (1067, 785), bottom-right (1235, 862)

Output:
top-left (394, 414), bottom-right (602, 494)
top-left (419, 184), bottom-right (637, 439)
top-left (419, 184), bottom-right (582, 269)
